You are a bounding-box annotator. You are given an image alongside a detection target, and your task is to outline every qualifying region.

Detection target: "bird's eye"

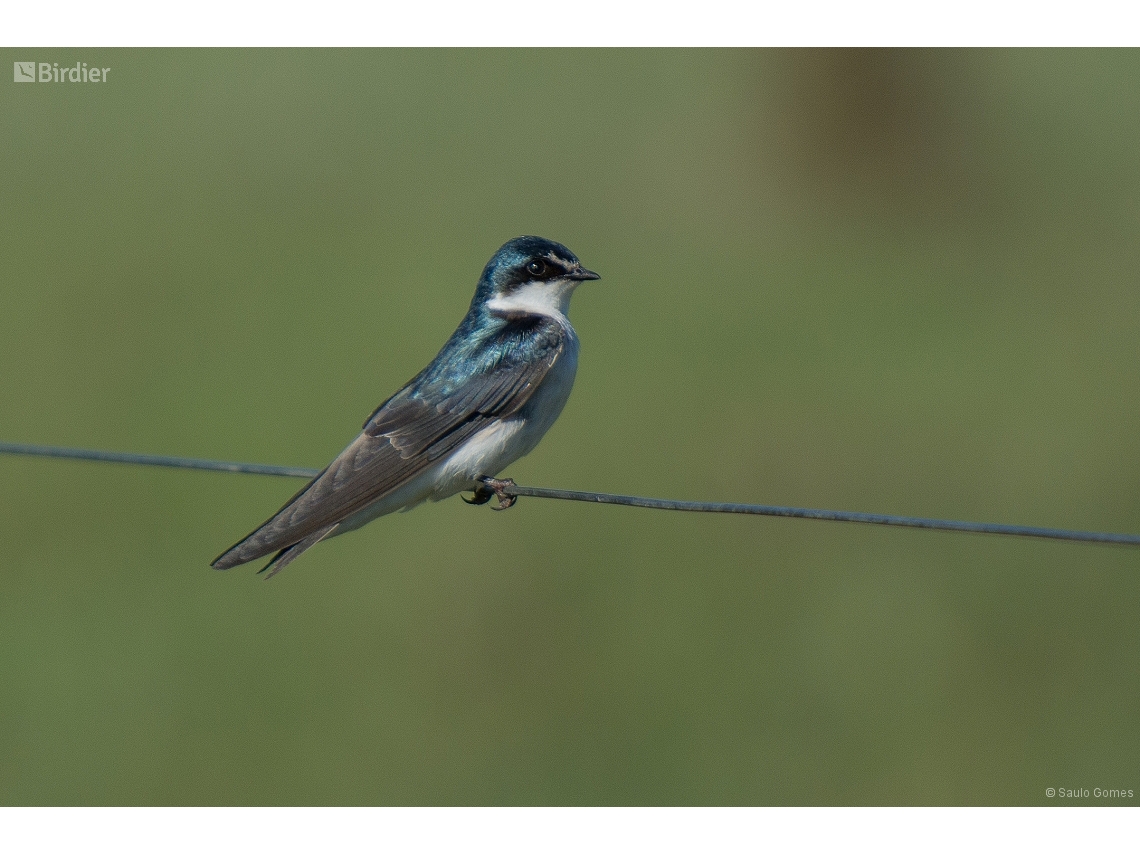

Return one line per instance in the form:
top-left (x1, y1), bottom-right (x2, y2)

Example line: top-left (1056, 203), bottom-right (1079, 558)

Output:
top-left (526, 260), bottom-right (546, 277)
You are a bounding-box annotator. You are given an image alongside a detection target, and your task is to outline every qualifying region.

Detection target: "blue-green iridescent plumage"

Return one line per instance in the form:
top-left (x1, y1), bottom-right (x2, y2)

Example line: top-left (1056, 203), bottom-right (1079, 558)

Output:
top-left (405, 235), bottom-right (584, 398)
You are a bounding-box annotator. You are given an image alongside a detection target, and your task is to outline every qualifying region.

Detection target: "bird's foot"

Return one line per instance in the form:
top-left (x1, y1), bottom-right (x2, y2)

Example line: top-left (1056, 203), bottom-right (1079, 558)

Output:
top-left (471, 476), bottom-right (518, 511)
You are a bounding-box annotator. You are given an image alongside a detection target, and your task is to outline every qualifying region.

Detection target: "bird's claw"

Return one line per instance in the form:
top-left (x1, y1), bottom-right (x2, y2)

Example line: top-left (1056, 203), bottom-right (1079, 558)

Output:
top-left (472, 476), bottom-right (517, 511)
top-left (462, 485), bottom-right (493, 505)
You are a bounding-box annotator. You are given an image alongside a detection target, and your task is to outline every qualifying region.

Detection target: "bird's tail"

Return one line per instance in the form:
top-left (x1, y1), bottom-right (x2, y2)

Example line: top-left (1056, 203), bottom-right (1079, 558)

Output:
top-left (256, 523), bottom-right (340, 579)
top-left (210, 467), bottom-right (331, 572)
top-left (210, 520), bottom-right (338, 576)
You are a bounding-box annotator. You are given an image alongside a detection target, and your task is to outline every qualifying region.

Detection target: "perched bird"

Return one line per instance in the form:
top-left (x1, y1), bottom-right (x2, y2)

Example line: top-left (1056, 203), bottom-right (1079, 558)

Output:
top-left (212, 236), bottom-right (600, 577)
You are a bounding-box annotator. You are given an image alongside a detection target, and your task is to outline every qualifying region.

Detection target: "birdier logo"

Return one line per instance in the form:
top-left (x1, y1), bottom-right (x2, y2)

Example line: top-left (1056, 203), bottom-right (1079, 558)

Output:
top-left (14, 61), bottom-right (110, 83)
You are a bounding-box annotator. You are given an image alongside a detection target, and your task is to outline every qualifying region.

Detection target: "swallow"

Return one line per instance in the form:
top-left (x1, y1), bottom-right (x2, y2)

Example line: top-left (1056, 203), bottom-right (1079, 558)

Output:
top-left (212, 236), bottom-right (600, 576)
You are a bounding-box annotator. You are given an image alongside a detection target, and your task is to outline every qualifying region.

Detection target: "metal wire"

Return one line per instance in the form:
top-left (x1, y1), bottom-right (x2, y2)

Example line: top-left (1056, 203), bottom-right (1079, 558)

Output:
top-left (502, 484), bottom-right (1140, 546)
top-left (2, 440), bottom-right (1139, 547)
top-left (0, 442), bottom-right (321, 479)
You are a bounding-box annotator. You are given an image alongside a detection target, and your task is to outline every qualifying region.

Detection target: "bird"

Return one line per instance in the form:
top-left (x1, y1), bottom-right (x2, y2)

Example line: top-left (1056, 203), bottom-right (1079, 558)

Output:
top-left (211, 236), bottom-right (601, 577)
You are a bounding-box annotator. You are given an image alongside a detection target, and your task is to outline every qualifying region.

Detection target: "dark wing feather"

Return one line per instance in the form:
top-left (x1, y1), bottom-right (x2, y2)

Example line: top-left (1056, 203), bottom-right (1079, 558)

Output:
top-left (211, 316), bottom-right (565, 570)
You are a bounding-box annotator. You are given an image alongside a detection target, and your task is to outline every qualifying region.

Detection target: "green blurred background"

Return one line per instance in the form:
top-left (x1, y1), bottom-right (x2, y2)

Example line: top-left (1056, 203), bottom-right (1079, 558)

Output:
top-left (1, 49), bottom-right (1138, 805)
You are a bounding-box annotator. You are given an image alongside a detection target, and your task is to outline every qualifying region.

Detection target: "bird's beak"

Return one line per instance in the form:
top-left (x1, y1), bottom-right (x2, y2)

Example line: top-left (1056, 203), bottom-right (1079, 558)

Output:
top-left (568, 266), bottom-right (601, 281)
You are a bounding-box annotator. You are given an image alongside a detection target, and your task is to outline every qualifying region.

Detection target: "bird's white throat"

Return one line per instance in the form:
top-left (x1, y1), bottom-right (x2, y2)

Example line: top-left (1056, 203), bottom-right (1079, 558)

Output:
top-left (486, 278), bottom-right (580, 325)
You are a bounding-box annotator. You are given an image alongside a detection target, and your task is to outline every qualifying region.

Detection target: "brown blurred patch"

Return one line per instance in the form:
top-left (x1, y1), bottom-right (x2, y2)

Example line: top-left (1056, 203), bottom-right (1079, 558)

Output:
top-left (766, 49), bottom-right (972, 216)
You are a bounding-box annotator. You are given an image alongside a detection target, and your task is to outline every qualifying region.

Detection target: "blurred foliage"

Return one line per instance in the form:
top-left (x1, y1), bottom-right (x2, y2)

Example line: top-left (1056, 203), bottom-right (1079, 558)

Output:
top-left (0, 49), bottom-right (1138, 805)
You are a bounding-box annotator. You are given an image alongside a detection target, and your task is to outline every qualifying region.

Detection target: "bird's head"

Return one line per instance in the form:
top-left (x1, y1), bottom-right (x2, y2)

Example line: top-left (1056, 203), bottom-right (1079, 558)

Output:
top-left (473, 236), bottom-right (600, 321)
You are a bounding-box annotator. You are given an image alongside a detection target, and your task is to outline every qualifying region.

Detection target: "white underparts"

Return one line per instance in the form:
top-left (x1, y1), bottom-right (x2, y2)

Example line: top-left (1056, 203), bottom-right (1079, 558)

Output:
top-left (427, 417), bottom-right (528, 497)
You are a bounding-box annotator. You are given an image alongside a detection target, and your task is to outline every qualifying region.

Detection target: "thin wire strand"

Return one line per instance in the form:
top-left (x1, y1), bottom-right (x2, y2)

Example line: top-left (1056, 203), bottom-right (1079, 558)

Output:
top-left (2, 440), bottom-right (1138, 547)
top-left (501, 484), bottom-right (1140, 546)
top-left (0, 442), bottom-right (321, 479)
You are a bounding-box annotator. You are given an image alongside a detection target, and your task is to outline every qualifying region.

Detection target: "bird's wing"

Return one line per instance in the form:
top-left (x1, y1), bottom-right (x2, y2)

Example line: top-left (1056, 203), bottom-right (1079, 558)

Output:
top-left (211, 316), bottom-right (565, 570)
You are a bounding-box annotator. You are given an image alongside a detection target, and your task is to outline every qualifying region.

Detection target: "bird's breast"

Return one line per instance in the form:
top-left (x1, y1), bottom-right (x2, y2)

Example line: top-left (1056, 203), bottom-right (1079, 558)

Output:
top-left (428, 325), bottom-right (579, 498)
